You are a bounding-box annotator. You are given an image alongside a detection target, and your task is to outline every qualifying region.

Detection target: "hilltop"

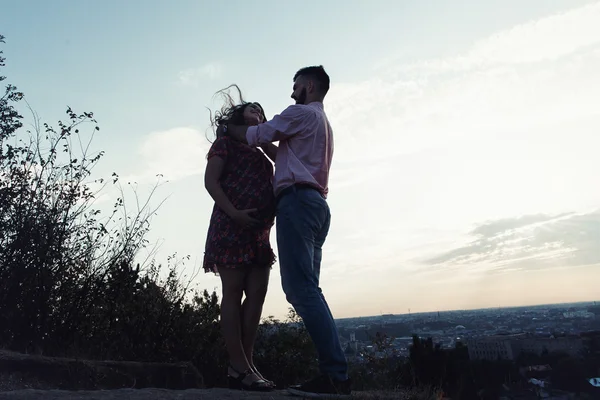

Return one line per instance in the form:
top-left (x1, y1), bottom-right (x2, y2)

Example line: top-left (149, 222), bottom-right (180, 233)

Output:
top-left (0, 350), bottom-right (432, 400)
top-left (0, 388), bottom-right (427, 400)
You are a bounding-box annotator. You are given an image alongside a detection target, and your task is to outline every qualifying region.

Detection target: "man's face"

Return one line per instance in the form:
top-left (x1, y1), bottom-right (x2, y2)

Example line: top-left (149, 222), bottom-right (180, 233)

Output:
top-left (291, 77), bottom-right (308, 105)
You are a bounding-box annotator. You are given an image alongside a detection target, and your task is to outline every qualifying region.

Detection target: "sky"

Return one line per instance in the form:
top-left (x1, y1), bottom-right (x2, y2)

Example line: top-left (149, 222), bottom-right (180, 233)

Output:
top-left (2, 0), bottom-right (600, 319)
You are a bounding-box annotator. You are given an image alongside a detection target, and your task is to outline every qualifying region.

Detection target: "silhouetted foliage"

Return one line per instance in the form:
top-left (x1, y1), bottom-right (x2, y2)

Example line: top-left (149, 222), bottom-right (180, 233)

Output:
top-left (0, 34), bottom-right (225, 377)
top-left (350, 332), bottom-right (407, 391)
top-left (346, 333), bottom-right (518, 398)
top-left (252, 309), bottom-right (319, 388)
top-left (550, 356), bottom-right (586, 393)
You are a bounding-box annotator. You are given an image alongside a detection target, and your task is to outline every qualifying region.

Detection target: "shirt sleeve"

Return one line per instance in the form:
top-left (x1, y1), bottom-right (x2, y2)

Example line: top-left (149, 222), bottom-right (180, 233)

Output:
top-left (246, 105), bottom-right (310, 146)
top-left (206, 136), bottom-right (229, 162)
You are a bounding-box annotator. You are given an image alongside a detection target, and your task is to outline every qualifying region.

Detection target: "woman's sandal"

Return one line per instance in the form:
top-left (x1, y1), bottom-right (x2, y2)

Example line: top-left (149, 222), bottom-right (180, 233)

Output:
top-left (251, 365), bottom-right (276, 388)
top-left (228, 364), bottom-right (273, 392)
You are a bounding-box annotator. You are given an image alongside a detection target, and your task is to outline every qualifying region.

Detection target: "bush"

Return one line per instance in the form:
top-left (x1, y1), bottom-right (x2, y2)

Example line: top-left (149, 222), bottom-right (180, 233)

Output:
top-left (0, 33), bottom-right (223, 378)
top-left (253, 309), bottom-right (319, 388)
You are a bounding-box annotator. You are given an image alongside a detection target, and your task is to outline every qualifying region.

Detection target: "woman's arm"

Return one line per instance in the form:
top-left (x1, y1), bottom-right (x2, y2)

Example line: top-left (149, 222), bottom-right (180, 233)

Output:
top-left (204, 156), bottom-right (237, 218)
top-left (261, 143), bottom-right (278, 162)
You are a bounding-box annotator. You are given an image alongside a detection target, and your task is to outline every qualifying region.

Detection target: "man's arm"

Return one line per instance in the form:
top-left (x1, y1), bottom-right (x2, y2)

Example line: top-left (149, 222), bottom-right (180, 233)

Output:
top-left (228, 105), bottom-right (309, 146)
top-left (260, 143), bottom-right (278, 162)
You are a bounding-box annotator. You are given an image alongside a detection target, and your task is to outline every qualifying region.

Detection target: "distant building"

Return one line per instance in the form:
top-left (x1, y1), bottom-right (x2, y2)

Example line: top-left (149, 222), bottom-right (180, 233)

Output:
top-left (467, 333), bottom-right (583, 361)
top-left (588, 305), bottom-right (600, 319)
top-left (348, 331), bottom-right (358, 352)
top-left (563, 310), bottom-right (594, 319)
top-left (467, 334), bottom-right (518, 360)
top-left (514, 336), bottom-right (583, 357)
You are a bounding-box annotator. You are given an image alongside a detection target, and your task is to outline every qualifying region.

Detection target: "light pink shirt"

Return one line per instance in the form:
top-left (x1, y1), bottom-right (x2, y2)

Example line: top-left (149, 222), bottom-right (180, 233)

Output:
top-left (246, 102), bottom-right (334, 198)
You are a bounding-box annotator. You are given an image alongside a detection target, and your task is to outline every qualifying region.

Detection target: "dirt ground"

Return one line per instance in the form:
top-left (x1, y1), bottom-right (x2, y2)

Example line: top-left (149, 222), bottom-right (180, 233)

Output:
top-left (0, 350), bottom-right (433, 400)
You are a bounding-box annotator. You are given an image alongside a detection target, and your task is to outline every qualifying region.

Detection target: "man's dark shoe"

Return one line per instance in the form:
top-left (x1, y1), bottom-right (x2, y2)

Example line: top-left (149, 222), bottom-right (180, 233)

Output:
top-left (287, 374), bottom-right (351, 398)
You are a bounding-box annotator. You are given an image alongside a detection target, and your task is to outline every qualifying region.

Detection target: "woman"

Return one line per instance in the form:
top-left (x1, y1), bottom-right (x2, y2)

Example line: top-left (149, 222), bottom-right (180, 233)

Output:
top-left (203, 85), bottom-right (277, 391)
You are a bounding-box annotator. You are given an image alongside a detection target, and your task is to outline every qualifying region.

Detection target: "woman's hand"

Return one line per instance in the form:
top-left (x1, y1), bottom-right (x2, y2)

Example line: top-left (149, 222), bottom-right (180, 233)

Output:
top-left (231, 208), bottom-right (260, 228)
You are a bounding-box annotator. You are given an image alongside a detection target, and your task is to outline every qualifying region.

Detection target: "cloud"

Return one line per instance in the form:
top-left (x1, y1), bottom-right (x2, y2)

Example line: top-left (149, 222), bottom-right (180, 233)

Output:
top-left (470, 213), bottom-right (573, 238)
top-left (325, 1), bottom-right (600, 168)
top-left (124, 127), bottom-right (212, 183)
top-left (426, 210), bottom-right (600, 273)
top-left (384, 1), bottom-right (600, 76)
top-left (178, 63), bottom-right (222, 86)
top-left (464, 2), bottom-right (600, 65)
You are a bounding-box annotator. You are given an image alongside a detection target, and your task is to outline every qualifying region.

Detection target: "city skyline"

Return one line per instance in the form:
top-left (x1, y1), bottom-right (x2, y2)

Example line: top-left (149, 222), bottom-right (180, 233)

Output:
top-left (2, 0), bottom-right (599, 319)
top-left (337, 300), bottom-right (600, 321)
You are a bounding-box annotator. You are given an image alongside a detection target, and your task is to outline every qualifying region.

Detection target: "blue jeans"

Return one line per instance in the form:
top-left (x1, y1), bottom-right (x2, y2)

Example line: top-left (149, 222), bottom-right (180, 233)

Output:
top-left (276, 186), bottom-right (348, 381)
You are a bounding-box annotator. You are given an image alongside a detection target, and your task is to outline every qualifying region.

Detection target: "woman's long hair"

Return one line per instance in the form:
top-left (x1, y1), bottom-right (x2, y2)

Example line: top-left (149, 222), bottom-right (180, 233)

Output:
top-left (207, 84), bottom-right (266, 142)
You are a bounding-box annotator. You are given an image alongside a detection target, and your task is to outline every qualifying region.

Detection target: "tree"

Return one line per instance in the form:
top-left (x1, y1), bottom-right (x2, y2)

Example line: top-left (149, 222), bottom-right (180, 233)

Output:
top-left (0, 55), bottom-right (159, 351)
top-left (0, 35), bottom-right (223, 381)
top-left (551, 356), bottom-right (586, 393)
top-left (251, 309), bottom-right (318, 388)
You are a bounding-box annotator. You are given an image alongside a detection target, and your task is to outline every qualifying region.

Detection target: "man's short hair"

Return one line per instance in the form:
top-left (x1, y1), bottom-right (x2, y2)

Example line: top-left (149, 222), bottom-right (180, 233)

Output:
top-left (294, 65), bottom-right (330, 96)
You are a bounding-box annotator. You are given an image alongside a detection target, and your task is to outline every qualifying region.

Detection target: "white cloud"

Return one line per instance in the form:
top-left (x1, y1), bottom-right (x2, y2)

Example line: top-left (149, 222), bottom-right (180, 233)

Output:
top-left (322, 1), bottom-right (600, 285)
top-left (327, 2), bottom-right (600, 164)
top-left (125, 127), bottom-right (211, 183)
top-left (178, 63), bottom-right (223, 86)
top-left (381, 1), bottom-right (600, 76)
top-left (465, 2), bottom-right (600, 65)
top-left (427, 210), bottom-right (600, 274)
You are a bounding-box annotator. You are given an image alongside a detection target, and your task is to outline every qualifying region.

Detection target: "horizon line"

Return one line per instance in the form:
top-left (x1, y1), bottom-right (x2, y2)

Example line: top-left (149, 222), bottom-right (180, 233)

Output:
top-left (335, 299), bottom-right (600, 321)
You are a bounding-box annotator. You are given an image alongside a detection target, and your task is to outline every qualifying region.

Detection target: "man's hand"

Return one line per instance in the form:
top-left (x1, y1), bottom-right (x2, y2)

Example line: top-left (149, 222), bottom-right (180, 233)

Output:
top-left (230, 208), bottom-right (260, 228)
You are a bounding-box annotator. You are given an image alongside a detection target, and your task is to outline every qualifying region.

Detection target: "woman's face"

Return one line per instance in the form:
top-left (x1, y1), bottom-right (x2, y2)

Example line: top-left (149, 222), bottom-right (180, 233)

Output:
top-left (243, 103), bottom-right (265, 126)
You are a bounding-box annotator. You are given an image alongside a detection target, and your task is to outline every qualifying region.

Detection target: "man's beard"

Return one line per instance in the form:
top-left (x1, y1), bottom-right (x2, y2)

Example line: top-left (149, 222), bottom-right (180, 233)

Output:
top-left (295, 88), bottom-right (307, 105)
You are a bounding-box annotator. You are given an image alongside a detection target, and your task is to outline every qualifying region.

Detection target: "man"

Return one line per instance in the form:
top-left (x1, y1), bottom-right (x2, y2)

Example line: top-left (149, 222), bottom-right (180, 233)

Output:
top-left (225, 65), bottom-right (351, 398)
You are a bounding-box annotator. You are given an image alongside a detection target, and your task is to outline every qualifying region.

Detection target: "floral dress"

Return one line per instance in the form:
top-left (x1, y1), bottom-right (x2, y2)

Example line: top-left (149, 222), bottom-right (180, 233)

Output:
top-left (203, 136), bottom-right (276, 273)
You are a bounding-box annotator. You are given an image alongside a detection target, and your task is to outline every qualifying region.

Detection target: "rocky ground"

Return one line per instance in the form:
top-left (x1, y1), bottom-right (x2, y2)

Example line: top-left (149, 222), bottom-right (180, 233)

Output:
top-left (0, 351), bottom-right (201, 391)
top-left (0, 350), bottom-right (434, 400)
top-left (1, 388), bottom-right (289, 400)
top-left (0, 388), bottom-right (431, 400)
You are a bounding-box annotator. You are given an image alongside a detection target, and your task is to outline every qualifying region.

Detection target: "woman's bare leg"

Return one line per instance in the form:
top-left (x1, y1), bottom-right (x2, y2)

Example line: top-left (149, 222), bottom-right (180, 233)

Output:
top-left (219, 267), bottom-right (268, 386)
top-left (241, 266), bottom-right (271, 381)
